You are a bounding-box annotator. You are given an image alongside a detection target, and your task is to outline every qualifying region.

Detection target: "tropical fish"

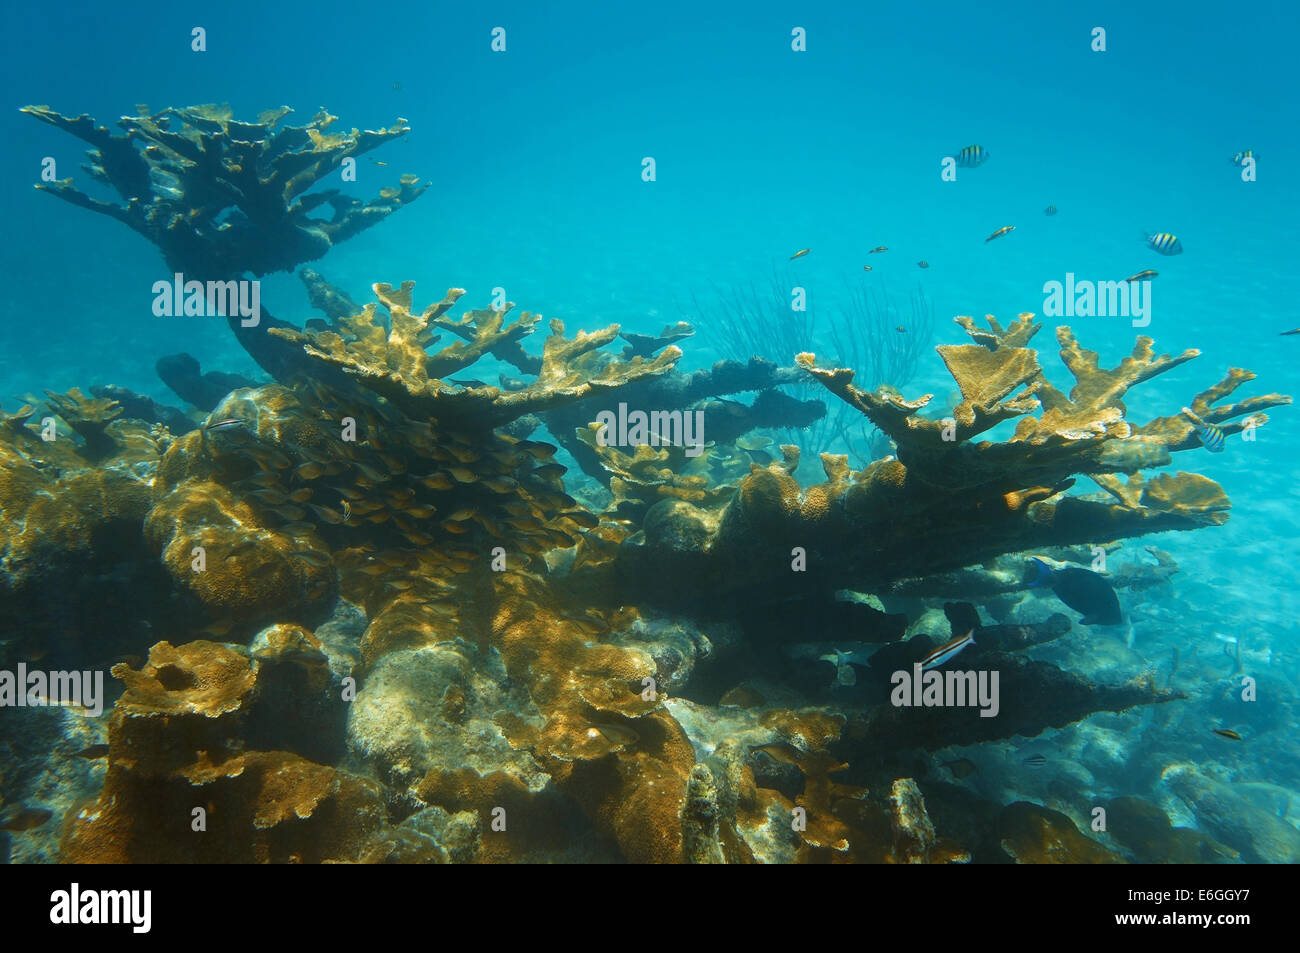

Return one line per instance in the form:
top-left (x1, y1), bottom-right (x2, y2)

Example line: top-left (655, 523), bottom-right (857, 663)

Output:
top-left (0, 804), bottom-right (53, 831)
top-left (1181, 407), bottom-right (1226, 452)
top-left (752, 742), bottom-right (802, 765)
top-left (868, 246), bottom-right (888, 254)
top-left (920, 630), bottom-right (975, 670)
top-left (818, 649), bottom-right (859, 687)
top-left (197, 618), bottom-right (235, 638)
top-left (790, 248), bottom-right (811, 260)
top-left (955, 144), bottom-right (989, 168)
top-left (985, 225), bottom-right (1015, 242)
top-left (451, 378), bottom-right (487, 388)
top-left (1212, 728), bottom-right (1243, 741)
top-left (719, 684), bottom-right (766, 708)
top-left (942, 601), bottom-right (1071, 651)
top-left (1022, 754), bottom-right (1048, 767)
top-left (942, 758), bottom-right (977, 779)
top-left (917, 260), bottom-right (929, 269)
top-left (895, 326), bottom-right (907, 333)
top-left (1144, 232), bottom-right (1183, 255)
top-left (590, 723), bottom-right (639, 749)
top-left (1231, 150), bottom-right (1254, 165)
top-left (203, 417), bottom-right (246, 432)
top-left (1281, 328), bottom-right (1300, 336)
top-left (1027, 556), bottom-right (1123, 626)
top-left (862, 265), bottom-right (872, 271)
top-left (1044, 205), bottom-right (1058, 216)
top-left (1126, 269), bottom-right (1158, 283)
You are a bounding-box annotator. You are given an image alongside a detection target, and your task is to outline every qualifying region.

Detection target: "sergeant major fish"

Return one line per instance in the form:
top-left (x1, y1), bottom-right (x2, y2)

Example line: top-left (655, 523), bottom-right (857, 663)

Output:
top-left (1144, 232), bottom-right (1183, 255)
top-left (955, 144), bottom-right (989, 168)
top-left (1181, 407), bottom-right (1226, 452)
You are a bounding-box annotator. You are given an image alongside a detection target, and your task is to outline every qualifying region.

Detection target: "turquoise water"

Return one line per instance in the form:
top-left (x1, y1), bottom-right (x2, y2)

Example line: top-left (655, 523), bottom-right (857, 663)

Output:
top-left (2, 0), bottom-right (1298, 862)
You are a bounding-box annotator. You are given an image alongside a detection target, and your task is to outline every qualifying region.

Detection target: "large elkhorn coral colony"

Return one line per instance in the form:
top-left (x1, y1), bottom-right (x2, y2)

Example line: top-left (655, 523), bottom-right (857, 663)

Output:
top-left (4, 104), bottom-right (1288, 863)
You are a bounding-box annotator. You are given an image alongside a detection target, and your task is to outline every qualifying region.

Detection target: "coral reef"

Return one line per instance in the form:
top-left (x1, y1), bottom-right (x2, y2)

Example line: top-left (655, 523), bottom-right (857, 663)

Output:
top-left (601, 315), bottom-right (1288, 613)
top-left (22, 104), bottom-right (423, 279)
top-left (14, 102), bottom-right (1294, 865)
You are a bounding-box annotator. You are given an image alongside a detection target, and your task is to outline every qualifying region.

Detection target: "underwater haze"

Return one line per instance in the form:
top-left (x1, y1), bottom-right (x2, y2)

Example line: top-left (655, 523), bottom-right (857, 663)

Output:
top-left (1, 0), bottom-right (1298, 865)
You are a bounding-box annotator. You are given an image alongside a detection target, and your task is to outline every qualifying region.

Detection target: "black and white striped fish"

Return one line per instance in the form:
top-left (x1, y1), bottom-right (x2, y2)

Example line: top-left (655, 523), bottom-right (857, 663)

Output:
top-left (1181, 407), bottom-right (1225, 452)
top-left (955, 145), bottom-right (989, 168)
top-left (1144, 232), bottom-right (1183, 255)
top-left (920, 630), bottom-right (975, 670)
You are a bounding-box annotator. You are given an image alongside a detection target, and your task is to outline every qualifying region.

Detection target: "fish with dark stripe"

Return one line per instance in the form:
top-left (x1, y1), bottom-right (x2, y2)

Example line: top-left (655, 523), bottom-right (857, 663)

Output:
top-left (920, 629), bottom-right (975, 670)
top-left (1144, 232), bottom-right (1183, 255)
top-left (1181, 407), bottom-right (1225, 452)
top-left (955, 144), bottom-right (989, 168)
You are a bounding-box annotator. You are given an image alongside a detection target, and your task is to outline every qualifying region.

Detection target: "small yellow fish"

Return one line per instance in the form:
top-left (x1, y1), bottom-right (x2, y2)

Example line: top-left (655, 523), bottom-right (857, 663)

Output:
top-left (985, 226), bottom-right (1015, 243)
top-left (790, 248), bottom-right (811, 260)
top-left (589, 723), bottom-right (639, 749)
top-left (1125, 269), bottom-right (1158, 283)
top-left (917, 260), bottom-right (929, 268)
top-left (293, 550), bottom-right (332, 568)
top-left (862, 265), bottom-right (872, 271)
top-left (1212, 728), bottom-right (1242, 740)
top-left (305, 501), bottom-right (343, 525)
top-left (868, 246), bottom-right (888, 254)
